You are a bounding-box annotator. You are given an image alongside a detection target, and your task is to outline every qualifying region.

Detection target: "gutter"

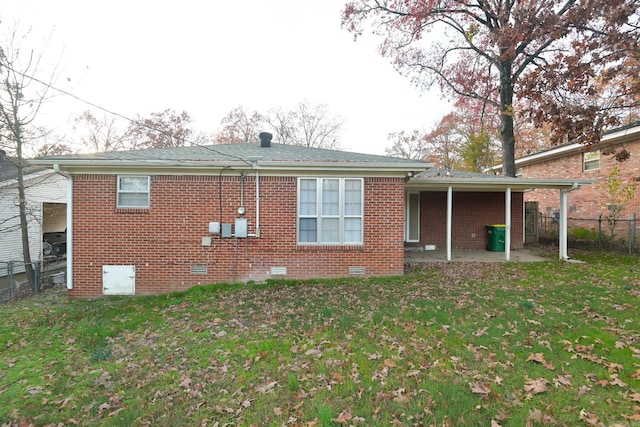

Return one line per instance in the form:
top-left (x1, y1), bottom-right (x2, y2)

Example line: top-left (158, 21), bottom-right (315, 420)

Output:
top-left (53, 164), bottom-right (73, 290)
top-left (487, 123), bottom-right (640, 173)
top-left (31, 159), bottom-right (432, 173)
top-left (405, 177), bottom-right (596, 190)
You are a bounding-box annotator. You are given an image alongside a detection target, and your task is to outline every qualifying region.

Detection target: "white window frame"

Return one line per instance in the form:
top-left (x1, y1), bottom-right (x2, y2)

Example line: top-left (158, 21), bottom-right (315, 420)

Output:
top-left (297, 177), bottom-right (364, 245)
top-left (117, 176), bottom-right (150, 208)
top-left (583, 150), bottom-right (600, 172)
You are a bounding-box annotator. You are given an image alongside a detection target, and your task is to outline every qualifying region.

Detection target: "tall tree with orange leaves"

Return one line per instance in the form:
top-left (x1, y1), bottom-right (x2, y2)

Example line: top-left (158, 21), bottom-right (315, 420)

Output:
top-left (343, 0), bottom-right (640, 176)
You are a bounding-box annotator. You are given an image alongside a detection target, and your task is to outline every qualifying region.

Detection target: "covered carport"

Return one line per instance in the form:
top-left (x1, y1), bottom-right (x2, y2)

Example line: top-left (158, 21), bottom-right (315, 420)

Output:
top-left (405, 170), bottom-right (594, 261)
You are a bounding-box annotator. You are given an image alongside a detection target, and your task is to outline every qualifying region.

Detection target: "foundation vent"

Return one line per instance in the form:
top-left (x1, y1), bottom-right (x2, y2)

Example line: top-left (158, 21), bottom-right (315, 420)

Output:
top-left (270, 266), bottom-right (287, 276)
top-left (349, 266), bottom-right (366, 276)
top-left (190, 266), bottom-right (208, 275)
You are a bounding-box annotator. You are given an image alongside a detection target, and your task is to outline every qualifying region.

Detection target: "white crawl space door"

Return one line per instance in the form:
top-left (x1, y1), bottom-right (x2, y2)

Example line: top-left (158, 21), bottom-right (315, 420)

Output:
top-left (103, 265), bottom-right (135, 295)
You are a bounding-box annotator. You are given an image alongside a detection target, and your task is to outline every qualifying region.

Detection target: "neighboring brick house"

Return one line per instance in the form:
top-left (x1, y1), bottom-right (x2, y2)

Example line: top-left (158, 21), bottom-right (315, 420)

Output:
top-left (490, 122), bottom-right (640, 234)
top-left (33, 134), bottom-right (590, 298)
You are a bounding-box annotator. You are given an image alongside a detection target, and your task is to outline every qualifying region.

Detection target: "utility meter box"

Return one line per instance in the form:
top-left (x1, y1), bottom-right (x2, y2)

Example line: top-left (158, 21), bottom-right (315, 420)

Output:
top-left (221, 224), bottom-right (233, 238)
top-left (209, 221), bottom-right (220, 234)
top-left (235, 218), bottom-right (248, 238)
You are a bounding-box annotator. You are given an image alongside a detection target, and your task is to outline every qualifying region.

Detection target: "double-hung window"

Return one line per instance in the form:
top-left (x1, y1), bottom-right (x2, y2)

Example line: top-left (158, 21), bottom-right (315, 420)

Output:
top-left (117, 176), bottom-right (150, 208)
top-left (583, 150), bottom-right (600, 172)
top-left (298, 178), bottom-right (363, 244)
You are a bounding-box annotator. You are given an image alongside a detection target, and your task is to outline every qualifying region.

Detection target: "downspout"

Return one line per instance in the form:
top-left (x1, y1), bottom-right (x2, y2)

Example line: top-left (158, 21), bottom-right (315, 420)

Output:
top-left (446, 186), bottom-right (452, 261)
top-left (254, 169), bottom-right (260, 238)
top-left (53, 164), bottom-right (72, 290)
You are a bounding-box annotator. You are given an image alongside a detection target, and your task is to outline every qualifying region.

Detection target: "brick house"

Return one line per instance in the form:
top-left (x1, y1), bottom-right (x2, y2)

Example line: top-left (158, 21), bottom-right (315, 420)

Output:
top-left (33, 134), bottom-right (590, 298)
top-left (489, 122), bottom-right (640, 235)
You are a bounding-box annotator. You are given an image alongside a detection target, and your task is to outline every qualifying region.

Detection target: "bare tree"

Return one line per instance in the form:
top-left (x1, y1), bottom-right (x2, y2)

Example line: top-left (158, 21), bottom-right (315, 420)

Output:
top-left (215, 105), bottom-right (265, 144)
top-left (126, 109), bottom-right (196, 149)
top-left (0, 23), bottom-right (59, 288)
top-left (265, 106), bottom-right (296, 145)
top-left (72, 110), bottom-right (129, 152)
top-left (219, 102), bottom-right (344, 148)
top-left (292, 101), bottom-right (343, 149)
top-left (385, 130), bottom-right (426, 160)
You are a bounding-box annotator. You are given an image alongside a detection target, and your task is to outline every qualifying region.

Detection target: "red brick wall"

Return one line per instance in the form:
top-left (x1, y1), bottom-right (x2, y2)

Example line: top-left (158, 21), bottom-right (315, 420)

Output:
top-left (70, 174), bottom-right (406, 298)
top-left (521, 140), bottom-right (640, 231)
top-left (418, 191), bottom-right (524, 250)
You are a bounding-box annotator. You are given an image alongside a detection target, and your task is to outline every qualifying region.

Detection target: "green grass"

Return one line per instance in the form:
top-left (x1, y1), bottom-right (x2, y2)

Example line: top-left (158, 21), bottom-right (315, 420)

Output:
top-left (0, 252), bottom-right (639, 425)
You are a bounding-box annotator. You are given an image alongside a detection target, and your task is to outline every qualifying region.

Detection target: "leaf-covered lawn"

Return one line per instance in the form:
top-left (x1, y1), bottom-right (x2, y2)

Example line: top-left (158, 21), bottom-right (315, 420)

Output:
top-left (1, 252), bottom-right (639, 426)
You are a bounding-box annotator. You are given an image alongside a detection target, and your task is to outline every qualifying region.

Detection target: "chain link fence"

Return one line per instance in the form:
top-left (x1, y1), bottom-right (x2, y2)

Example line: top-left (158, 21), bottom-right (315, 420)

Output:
top-left (0, 260), bottom-right (66, 304)
top-left (538, 212), bottom-right (638, 254)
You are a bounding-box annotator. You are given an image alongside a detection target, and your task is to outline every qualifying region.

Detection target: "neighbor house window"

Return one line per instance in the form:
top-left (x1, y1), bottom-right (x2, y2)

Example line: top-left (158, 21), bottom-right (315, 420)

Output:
top-left (298, 178), bottom-right (363, 244)
top-left (117, 176), bottom-right (150, 208)
top-left (583, 150), bottom-right (600, 171)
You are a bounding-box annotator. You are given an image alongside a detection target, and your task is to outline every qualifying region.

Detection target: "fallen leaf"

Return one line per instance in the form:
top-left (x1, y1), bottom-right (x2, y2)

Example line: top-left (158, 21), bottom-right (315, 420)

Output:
top-left (273, 407), bottom-right (283, 415)
top-left (305, 348), bottom-right (322, 357)
top-left (606, 362), bottom-right (623, 373)
top-left (27, 386), bottom-right (43, 395)
top-left (470, 382), bottom-right (491, 396)
top-left (98, 402), bottom-right (110, 414)
top-left (577, 385), bottom-right (592, 396)
top-left (256, 381), bottom-right (278, 393)
top-left (610, 374), bottom-right (627, 388)
top-left (406, 370), bottom-right (420, 378)
top-left (553, 374), bottom-right (572, 387)
top-left (524, 378), bottom-right (548, 396)
top-left (108, 408), bottom-right (124, 417)
top-left (473, 327), bottom-right (488, 337)
top-left (332, 372), bottom-right (345, 382)
top-left (179, 376), bottom-right (192, 389)
top-left (393, 395), bottom-right (410, 403)
top-left (622, 411), bottom-right (640, 421)
top-left (528, 408), bottom-right (545, 424)
top-left (579, 408), bottom-right (600, 426)
top-left (526, 352), bottom-right (554, 370)
top-left (332, 411), bottom-right (352, 423)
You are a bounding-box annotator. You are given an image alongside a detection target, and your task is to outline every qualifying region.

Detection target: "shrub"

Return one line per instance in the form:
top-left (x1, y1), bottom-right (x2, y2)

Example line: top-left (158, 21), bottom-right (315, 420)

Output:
top-left (567, 226), bottom-right (599, 240)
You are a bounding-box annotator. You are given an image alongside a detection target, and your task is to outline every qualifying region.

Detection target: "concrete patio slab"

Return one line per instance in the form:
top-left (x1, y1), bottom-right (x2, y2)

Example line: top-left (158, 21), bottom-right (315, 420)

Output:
top-left (404, 248), bottom-right (549, 263)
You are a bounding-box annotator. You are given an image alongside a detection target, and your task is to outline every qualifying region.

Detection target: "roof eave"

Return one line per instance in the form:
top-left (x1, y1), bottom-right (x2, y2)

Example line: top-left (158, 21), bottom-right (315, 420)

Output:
top-left (30, 159), bottom-right (433, 175)
top-left (489, 123), bottom-right (640, 172)
top-left (406, 177), bottom-right (595, 190)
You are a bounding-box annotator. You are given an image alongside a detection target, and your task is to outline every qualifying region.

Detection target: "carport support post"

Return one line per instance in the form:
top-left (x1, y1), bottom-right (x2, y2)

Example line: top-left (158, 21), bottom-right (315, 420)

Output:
top-left (505, 187), bottom-right (511, 261)
top-left (559, 189), bottom-right (569, 260)
top-left (446, 186), bottom-right (452, 261)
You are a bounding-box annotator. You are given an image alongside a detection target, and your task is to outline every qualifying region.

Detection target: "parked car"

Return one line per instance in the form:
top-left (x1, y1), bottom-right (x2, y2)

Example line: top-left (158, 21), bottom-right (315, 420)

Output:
top-left (43, 229), bottom-right (66, 258)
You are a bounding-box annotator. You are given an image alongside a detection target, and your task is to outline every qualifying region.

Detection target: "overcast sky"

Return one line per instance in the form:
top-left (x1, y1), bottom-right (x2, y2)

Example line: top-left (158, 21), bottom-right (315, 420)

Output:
top-left (1, 0), bottom-right (450, 155)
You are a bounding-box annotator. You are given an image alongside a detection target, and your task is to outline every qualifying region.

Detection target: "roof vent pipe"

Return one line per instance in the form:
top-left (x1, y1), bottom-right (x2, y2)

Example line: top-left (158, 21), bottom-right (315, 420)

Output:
top-left (259, 132), bottom-right (272, 148)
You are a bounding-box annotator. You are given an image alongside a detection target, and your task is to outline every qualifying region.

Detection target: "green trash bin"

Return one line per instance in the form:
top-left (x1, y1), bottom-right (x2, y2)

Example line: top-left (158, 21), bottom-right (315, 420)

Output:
top-left (487, 224), bottom-right (506, 252)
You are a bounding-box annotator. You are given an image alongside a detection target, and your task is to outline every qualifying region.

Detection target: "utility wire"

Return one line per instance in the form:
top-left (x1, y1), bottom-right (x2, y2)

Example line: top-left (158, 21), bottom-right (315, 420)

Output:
top-left (1, 63), bottom-right (254, 166)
